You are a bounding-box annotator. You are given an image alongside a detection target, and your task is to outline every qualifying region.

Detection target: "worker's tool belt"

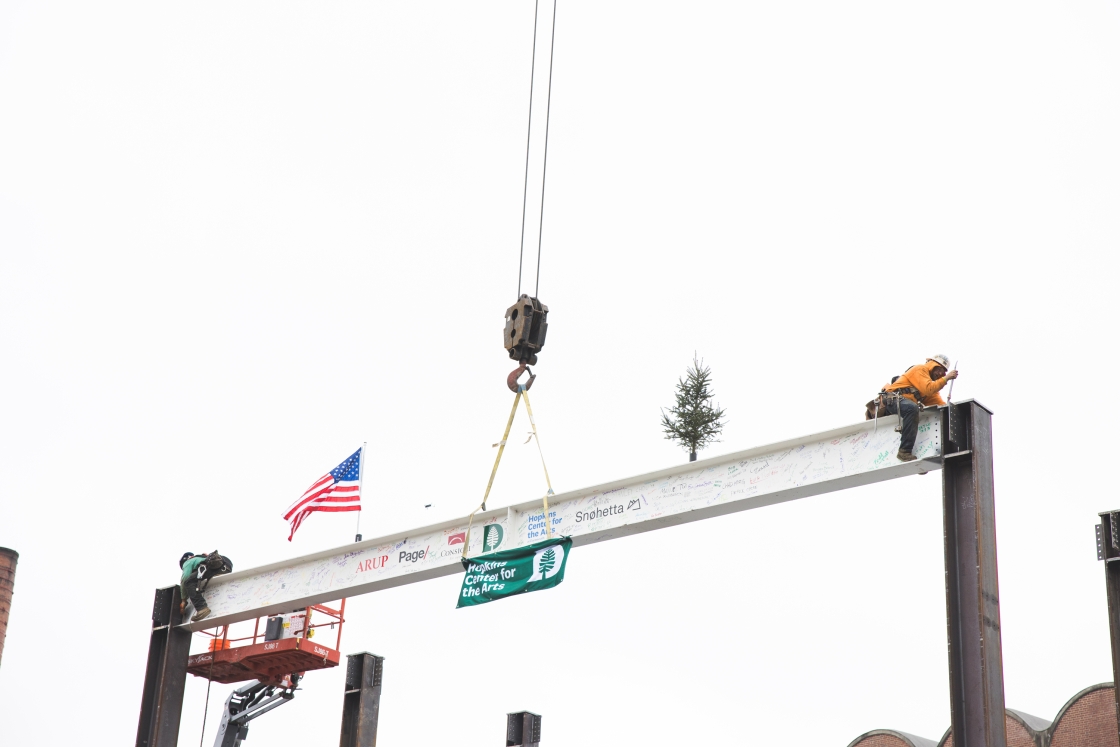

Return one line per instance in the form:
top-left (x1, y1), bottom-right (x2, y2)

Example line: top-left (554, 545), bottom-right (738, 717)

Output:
top-left (865, 389), bottom-right (923, 420)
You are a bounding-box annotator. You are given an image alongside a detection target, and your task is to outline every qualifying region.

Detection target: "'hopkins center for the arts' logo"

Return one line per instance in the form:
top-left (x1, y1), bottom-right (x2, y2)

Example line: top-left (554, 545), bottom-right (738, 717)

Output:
top-left (528, 543), bottom-right (565, 582)
top-left (482, 524), bottom-right (504, 553)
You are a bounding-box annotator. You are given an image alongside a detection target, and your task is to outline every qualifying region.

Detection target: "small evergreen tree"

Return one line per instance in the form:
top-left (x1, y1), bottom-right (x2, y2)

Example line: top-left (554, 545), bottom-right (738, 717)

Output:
top-left (661, 355), bottom-right (727, 462)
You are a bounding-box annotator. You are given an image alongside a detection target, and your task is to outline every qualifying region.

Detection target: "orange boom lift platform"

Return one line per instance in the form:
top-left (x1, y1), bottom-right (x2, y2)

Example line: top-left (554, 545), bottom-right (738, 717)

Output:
top-left (186, 601), bottom-right (346, 685)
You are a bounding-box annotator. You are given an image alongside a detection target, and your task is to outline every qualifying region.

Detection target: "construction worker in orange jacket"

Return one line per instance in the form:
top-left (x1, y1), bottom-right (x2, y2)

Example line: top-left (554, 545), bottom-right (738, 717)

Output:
top-left (881, 354), bottom-right (958, 462)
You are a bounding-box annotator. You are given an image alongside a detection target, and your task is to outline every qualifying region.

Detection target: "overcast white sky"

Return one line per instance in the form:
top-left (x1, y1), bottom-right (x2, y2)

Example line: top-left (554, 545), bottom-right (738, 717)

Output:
top-left (2, 2), bottom-right (1119, 745)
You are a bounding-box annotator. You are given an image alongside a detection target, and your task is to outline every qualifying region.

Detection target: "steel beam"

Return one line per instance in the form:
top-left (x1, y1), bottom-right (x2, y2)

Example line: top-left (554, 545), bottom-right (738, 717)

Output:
top-left (942, 401), bottom-right (1007, 747)
top-left (1095, 510), bottom-right (1120, 747)
top-left (135, 586), bottom-right (192, 747)
top-left (185, 410), bottom-right (944, 631)
top-left (339, 652), bottom-right (384, 747)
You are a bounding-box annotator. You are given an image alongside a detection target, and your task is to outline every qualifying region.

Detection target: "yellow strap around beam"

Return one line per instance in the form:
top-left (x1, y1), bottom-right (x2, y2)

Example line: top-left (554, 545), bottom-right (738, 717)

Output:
top-left (521, 388), bottom-right (553, 539)
top-left (464, 389), bottom-right (521, 556)
top-left (464, 384), bottom-right (558, 556)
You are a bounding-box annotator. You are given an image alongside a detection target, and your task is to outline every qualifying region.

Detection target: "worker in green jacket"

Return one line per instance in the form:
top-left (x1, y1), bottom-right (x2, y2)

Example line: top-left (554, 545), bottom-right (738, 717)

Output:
top-left (180, 552), bottom-right (212, 622)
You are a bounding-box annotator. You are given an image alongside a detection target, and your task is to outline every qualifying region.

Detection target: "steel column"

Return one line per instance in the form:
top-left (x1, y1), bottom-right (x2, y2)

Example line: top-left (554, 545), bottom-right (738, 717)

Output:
top-left (339, 652), bottom-right (384, 747)
top-left (506, 711), bottom-right (542, 747)
top-left (942, 400), bottom-right (1007, 747)
top-left (1095, 510), bottom-right (1120, 747)
top-left (135, 586), bottom-right (193, 747)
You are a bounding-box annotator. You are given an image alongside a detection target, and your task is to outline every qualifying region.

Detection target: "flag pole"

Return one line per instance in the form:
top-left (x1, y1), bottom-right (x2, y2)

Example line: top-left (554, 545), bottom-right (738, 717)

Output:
top-left (355, 442), bottom-right (366, 543)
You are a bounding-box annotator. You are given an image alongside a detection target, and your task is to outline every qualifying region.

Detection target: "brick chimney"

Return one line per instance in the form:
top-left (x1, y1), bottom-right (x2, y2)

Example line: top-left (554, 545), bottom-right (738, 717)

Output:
top-left (0, 547), bottom-right (17, 670)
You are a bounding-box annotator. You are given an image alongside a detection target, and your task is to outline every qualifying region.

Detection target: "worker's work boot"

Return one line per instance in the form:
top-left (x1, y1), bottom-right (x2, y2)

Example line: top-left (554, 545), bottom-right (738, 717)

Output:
top-left (896, 450), bottom-right (917, 462)
top-left (192, 607), bottom-right (211, 623)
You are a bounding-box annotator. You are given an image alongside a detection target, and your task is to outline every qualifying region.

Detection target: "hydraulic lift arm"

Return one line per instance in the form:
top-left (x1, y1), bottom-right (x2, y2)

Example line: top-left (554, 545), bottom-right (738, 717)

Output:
top-left (212, 675), bottom-right (300, 747)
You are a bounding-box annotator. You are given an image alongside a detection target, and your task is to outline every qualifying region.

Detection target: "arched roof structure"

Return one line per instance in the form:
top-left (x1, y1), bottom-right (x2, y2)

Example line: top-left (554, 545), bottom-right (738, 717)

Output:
top-left (846, 729), bottom-right (937, 747)
top-left (1048, 682), bottom-right (1116, 747)
top-left (936, 708), bottom-right (1047, 747)
top-left (848, 683), bottom-right (1118, 747)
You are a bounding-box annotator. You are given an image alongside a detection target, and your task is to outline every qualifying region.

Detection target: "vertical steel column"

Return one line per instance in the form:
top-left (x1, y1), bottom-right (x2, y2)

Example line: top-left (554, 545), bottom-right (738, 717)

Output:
top-left (135, 586), bottom-right (192, 747)
top-left (339, 652), bottom-right (384, 747)
top-left (506, 711), bottom-right (542, 747)
top-left (1095, 510), bottom-right (1120, 747)
top-left (942, 400), bottom-right (1007, 747)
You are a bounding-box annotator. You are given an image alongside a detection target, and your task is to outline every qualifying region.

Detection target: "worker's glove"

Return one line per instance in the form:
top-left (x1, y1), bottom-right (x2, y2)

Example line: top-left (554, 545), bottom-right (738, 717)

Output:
top-left (205, 550), bottom-right (224, 570)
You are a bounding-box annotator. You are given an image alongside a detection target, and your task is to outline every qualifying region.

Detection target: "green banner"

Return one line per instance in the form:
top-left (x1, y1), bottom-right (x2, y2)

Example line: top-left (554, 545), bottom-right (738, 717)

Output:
top-left (456, 536), bottom-right (572, 608)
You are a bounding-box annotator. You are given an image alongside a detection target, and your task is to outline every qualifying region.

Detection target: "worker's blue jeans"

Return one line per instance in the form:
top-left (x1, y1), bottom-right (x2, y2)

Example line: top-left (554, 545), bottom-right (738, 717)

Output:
top-left (883, 397), bottom-right (920, 454)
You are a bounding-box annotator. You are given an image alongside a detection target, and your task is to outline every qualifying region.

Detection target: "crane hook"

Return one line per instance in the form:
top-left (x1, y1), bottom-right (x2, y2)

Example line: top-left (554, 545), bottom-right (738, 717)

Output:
top-left (507, 363), bottom-right (536, 393)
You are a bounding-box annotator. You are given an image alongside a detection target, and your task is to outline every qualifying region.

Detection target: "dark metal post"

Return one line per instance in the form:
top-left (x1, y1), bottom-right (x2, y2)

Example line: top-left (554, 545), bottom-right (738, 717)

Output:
top-left (942, 400), bottom-right (1007, 747)
top-left (506, 711), bottom-right (541, 747)
top-left (135, 586), bottom-right (193, 747)
top-left (1095, 511), bottom-right (1120, 746)
top-left (340, 652), bottom-right (384, 747)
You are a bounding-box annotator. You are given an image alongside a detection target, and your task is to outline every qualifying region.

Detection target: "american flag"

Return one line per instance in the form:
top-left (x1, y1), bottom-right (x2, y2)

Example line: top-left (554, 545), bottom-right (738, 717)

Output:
top-left (284, 448), bottom-right (362, 541)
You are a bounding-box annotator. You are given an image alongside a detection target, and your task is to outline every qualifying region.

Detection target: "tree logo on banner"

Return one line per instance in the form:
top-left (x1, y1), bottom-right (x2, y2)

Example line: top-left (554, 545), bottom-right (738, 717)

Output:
top-left (484, 524), bottom-right (504, 553)
top-left (538, 548), bottom-right (556, 574)
top-left (529, 542), bottom-right (565, 582)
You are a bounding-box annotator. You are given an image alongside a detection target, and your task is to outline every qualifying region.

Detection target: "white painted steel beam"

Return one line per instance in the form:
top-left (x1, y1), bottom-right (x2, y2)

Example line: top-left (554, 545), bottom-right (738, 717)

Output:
top-left (185, 409), bottom-right (943, 631)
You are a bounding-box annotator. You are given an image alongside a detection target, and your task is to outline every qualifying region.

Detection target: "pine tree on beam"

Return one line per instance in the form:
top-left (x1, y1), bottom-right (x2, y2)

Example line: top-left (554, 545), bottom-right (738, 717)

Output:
top-left (661, 355), bottom-right (727, 462)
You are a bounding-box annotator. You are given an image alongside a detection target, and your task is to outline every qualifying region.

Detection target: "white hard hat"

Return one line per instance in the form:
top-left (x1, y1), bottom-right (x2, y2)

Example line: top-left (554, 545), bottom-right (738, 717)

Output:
top-left (928, 354), bottom-right (950, 369)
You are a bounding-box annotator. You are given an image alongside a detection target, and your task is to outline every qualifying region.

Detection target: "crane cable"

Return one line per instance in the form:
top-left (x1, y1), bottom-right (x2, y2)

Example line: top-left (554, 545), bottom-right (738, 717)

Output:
top-left (198, 637), bottom-right (214, 747)
top-left (463, 0), bottom-right (562, 556)
top-left (515, 0), bottom-right (540, 299)
top-left (516, 0), bottom-right (560, 300)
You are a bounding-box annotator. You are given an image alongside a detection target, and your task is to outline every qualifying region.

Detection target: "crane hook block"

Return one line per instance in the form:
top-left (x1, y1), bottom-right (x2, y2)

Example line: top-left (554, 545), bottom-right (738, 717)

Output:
top-left (504, 294), bottom-right (548, 366)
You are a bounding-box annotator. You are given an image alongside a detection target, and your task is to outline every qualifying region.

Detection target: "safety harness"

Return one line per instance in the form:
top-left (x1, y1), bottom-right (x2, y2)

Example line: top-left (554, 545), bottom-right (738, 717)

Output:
top-left (871, 368), bottom-right (926, 435)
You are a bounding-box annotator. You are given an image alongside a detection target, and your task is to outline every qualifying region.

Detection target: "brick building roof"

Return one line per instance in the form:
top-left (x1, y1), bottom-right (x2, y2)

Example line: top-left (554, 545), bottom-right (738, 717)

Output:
top-left (847, 683), bottom-right (1116, 747)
